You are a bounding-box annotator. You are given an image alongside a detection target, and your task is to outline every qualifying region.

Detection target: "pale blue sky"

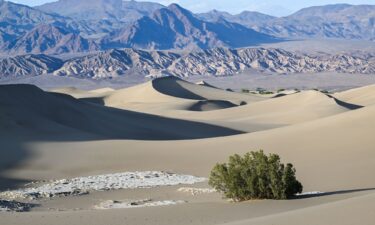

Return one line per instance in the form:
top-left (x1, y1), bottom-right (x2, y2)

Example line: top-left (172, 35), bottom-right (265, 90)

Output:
top-left (12, 0), bottom-right (375, 16)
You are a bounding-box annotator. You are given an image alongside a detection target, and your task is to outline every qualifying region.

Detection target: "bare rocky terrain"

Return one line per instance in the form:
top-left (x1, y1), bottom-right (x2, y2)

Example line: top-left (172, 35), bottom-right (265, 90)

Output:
top-left (0, 54), bottom-right (63, 78)
top-left (1, 47), bottom-right (375, 80)
top-left (0, 0), bottom-right (276, 55)
top-left (200, 4), bottom-right (375, 41)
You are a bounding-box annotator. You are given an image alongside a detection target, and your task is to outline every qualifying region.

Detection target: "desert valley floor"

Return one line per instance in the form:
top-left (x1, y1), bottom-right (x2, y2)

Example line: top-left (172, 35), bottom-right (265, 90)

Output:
top-left (1, 75), bottom-right (375, 225)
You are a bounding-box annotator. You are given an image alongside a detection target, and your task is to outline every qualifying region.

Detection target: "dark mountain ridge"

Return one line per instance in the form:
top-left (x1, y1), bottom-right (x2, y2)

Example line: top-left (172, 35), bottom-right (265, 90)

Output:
top-left (104, 4), bottom-right (277, 50)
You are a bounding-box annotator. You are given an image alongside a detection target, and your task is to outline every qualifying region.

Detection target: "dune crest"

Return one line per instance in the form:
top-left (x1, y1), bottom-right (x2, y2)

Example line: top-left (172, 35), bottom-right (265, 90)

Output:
top-left (334, 84), bottom-right (375, 106)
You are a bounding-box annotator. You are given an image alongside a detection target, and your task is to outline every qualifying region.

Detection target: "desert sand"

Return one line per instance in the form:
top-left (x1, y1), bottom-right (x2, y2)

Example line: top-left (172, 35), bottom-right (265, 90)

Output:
top-left (1, 76), bottom-right (375, 225)
top-left (333, 84), bottom-right (375, 106)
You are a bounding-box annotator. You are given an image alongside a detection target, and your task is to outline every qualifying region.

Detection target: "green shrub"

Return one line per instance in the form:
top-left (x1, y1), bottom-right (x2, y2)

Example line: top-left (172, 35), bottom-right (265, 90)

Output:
top-left (209, 150), bottom-right (303, 201)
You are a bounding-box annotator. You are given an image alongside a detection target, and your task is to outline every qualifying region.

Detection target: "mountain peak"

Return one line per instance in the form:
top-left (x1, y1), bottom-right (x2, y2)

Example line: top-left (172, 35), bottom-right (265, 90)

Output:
top-left (106, 3), bottom-right (277, 50)
top-left (151, 3), bottom-right (197, 26)
top-left (168, 3), bottom-right (183, 10)
top-left (167, 3), bottom-right (192, 15)
top-left (36, 0), bottom-right (163, 23)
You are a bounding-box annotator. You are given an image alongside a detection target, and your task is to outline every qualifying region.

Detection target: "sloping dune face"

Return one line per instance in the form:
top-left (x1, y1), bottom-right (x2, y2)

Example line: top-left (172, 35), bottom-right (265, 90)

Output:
top-left (1, 79), bottom-right (374, 225)
top-left (187, 100), bottom-right (238, 111)
top-left (103, 76), bottom-right (261, 104)
top-left (18, 102), bottom-right (374, 189)
top-left (334, 84), bottom-right (375, 106)
top-left (94, 76), bottom-right (262, 114)
top-left (215, 90), bottom-right (351, 125)
top-left (56, 77), bottom-right (353, 133)
top-left (0, 84), bottom-right (242, 141)
top-left (223, 192), bottom-right (375, 225)
top-left (151, 76), bottom-right (261, 103)
top-left (104, 80), bottom-right (351, 132)
top-left (51, 87), bottom-right (109, 99)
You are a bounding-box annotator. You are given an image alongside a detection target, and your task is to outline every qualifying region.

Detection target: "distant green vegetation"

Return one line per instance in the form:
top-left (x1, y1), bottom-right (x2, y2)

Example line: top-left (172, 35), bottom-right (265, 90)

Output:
top-left (241, 88), bottom-right (250, 93)
top-left (256, 88), bottom-right (274, 95)
top-left (241, 88), bottom-right (274, 95)
top-left (209, 150), bottom-right (303, 201)
top-left (313, 88), bottom-right (331, 94)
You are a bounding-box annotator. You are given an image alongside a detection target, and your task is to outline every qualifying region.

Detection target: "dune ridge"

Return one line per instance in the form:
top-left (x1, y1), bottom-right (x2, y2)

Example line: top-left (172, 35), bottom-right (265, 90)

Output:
top-left (334, 84), bottom-right (375, 106)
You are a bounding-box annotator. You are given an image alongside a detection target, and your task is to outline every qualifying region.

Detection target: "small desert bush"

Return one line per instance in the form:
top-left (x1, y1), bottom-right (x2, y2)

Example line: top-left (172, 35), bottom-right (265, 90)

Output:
top-left (209, 150), bottom-right (303, 201)
top-left (241, 88), bottom-right (250, 93)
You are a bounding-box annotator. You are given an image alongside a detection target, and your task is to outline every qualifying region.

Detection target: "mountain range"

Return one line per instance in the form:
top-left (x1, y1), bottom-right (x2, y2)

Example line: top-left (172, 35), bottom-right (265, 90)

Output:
top-left (103, 4), bottom-right (276, 50)
top-left (253, 4), bottom-right (375, 40)
top-left (36, 0), bottom-right (164, 36)
top-left (197, 10), bottom-right (276, 27)
top-left (1, 47), bottom-right (374, 80)
top-left (0, 0), bottom-right (277, 55)
top-left (0, 0), bottom-right (374, 56)
top-left (197, 4), bottom-right (375, 40)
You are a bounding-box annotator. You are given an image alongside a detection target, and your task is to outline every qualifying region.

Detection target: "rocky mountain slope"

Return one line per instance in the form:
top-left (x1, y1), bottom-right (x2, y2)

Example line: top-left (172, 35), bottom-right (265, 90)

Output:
top-left (0, 0), bottom-right (96, 54)
top-left (36, 0), bottom-right (164, 36)
top-left (198, 4), bottom-right (375, 41)
top-left (54, 49), bottom-right (180, 78)
top-left (102, 4), bottom-right (277, 50)
top-left (198, 10), bottom-right (276, 27)
top-left (1, 48), bottom-right (374, 80)
top-left (0, 1), bottom-right (277, 54)
top-left (8, 24), bottom-right (98, 55)
top-left (0, 54), bottom-right (63, 78)
top-left (0, 1), bottom-right (375, 56)
top-left (56, 48), bottom-right (375, 78)
top-left (36, 0), bottom-right (163, 22)
top-left (254, 4), bottom-right (375, 40)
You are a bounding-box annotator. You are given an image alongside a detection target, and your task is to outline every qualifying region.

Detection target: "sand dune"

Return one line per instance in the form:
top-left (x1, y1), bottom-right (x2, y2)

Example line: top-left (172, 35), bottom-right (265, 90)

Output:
top-left (85, 78), bottom-right (351, 133)
top-left (334, 84), bottom-right (375, 106)
top-left (151, 76), bottom-right (261, 103)
top-left (89, 87), bottom-right (115, 94)
top-left (1, 78), bottom-right (374, 225)
top-left (187, 100), bottom-right (238, 111)
top-left (98, 76), bottom-right (262, 106)
top-left (195, 80), bottom-right (219, 89)
top-left (11, 103), bottom-right (374, 190)
top-left (110, 90), bottom-right (350, 132)
top-left (224, 192), bottom-right (375, 225)
top-left (0, 84), bottom-right (242, 141)
top-left (52, 86), bottom-right (114, 99)
top-left (2, 97), bottom-right (374, 225)
top-left (184, 90), bottom-right (350, 124)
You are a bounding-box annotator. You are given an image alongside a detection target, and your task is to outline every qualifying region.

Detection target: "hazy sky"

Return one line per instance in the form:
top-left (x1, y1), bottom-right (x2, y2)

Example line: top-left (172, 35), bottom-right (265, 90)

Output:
top-left (12, 0), bottom-right (375, 16)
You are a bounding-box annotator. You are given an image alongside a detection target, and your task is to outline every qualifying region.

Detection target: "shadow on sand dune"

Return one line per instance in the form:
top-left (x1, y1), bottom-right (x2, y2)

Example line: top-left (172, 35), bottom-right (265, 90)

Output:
top-left (294, 188), bottom-right (375, 199)
top-left (0, 84), bottom-right (244, 141)
top-left (152, 76), bottom-right (207, 100)
top-left (0, 83), bottom-right (246, 190)
top-left (327, 94), bottom-right (363, 110)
